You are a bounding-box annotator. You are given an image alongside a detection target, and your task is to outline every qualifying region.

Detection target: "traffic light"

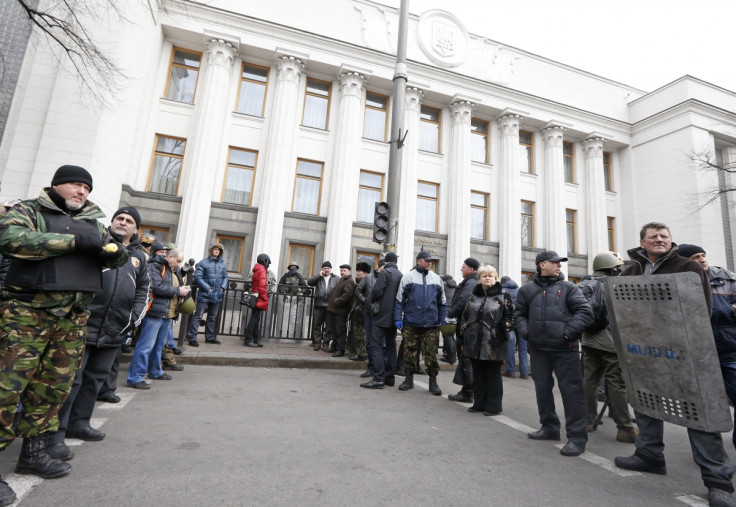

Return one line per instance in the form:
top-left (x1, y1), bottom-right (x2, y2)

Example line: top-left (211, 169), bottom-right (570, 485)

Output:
top-left (372, 202), bottom-right (389, 244)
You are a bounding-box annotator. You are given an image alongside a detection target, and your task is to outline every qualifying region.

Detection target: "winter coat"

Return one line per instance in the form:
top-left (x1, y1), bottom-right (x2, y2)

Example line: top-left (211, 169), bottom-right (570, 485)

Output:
top-left (394, 266), bottom-right (448, 328)
top-left (355, 271), bottom-right (377, 313)
top-left (707, 266), bottom-right (736, 364)
top-left (307, 272), bottom-right (339, 308)
top-left (370, 263), bottom-right (402, 328)
top-left (440, 275), bottom-right (458, 306)
top-left (251, 263), bottom-right (269, 311)
top-left (85, 236), bottom-right (149, 348)
top-left (147, 253), bottom-right (180, 318)
top-left (278, 270), bottom-right (307, 294)
top-left (501, 278), bottom-right (520, 304)
top-left (194, 244), bottom-right (228, 303)
top-left (580, 271), bottom-right (617, 353)
top-left (448, 273), bottom-right (478, 320)
top-left (461, 282), bottom-right (515, 362)
top-left (515, 273), bottom-right (594, 352)
top-left (327, 275), bottom-right (356, 316)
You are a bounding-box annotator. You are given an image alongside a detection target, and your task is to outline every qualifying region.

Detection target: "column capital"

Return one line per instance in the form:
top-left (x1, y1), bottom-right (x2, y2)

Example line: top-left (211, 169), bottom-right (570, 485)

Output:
top-left (405, 86), bottom-right (424, 113)
top-left (498, 114), bottom-right (522, 137)
top-left (541, 125), bottom-right (566, 148)
top-left (338, 72), bottom-right (366, 99)
top-left (449, 100), bottom-right (474, 126)
top-left (275, 55), bottom-right (305, 85)
top-left (206, 39), bottom-right (237, 70)
top-left (582, 137), bottom-right (606, 157)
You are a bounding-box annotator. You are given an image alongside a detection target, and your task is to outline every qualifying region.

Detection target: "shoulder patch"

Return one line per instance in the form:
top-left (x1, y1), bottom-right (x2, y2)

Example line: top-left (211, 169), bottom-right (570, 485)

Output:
top-left (131, 257), bottom-right (140, 268)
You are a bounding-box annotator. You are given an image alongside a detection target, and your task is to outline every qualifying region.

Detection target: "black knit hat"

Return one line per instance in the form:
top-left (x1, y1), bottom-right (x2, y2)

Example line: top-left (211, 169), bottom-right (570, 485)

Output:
top-left (464, 257), bottom-right (480, 270)
top-left (678, 243), bottom-right (705, 259)
top-left (384, 252), bottom-right (398, 263)
top-left (112, 207), bottom-right (141, 229)
top-left (51, 165), bottom-right (93, 191)
top-left (322, 261), bottom-right (332, 268)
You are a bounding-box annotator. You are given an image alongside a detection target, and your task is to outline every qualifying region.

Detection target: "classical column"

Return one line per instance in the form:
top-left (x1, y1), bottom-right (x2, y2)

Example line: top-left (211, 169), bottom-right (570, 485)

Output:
top-left (395, 86), bottom-right (423, 272)
top-left (251, 55), bottom-right (305, 272)
top-left (541, 125), bottom-right (567, 275)
top-left (323, 71), bottom-right (366, 265)
top-left (176, 39), bottom-right (237, 259)
top-left (497, 114), bottom-right (522, 283)
top-left (583, 137), bottom-right (608, 272)
top-left (447, 99), bottom-right (474, 280)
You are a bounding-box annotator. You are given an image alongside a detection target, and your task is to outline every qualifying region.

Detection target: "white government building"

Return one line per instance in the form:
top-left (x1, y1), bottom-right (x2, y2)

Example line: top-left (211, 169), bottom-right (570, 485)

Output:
top-left (2, 0), bottom-right (736, 283)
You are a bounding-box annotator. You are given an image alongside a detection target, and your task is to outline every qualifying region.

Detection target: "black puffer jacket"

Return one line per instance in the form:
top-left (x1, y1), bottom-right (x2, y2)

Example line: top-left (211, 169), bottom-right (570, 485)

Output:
top-left (147, 253), bottom-right (180, 318)
top-left (370, 262), bottom-right (402, 328)
top-left (515, 273), bottom-right (594, 351)
top-left (461, 282), bottom-right (514, 361)
top-left (86, 237), bottom-right (150, 347)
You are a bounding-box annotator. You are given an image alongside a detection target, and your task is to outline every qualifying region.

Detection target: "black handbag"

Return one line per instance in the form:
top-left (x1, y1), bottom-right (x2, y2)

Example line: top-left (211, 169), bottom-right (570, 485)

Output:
top-left (240, 292), bottom-right (258, 308)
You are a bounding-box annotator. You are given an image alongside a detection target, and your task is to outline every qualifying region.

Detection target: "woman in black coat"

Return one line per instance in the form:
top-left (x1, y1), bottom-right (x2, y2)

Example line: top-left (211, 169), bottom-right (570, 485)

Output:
top-left (461, 265), bottom-right (515, 416)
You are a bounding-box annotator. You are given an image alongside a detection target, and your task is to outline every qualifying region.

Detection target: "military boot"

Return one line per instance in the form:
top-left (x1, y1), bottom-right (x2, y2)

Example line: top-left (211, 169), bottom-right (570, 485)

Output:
top-left (398, 373), bottom-right (414, 391)
top-left (0, 474), bottom-right (17, 507)
top-left (16, 434), bottom-right (72, 478)
top-left (428, 374), bottom-right (442, 396)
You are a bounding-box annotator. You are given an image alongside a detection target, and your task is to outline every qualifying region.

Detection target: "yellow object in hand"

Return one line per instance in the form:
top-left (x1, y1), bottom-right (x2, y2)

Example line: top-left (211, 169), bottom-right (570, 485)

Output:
top-left (104, 243), bottom-right (118, 253)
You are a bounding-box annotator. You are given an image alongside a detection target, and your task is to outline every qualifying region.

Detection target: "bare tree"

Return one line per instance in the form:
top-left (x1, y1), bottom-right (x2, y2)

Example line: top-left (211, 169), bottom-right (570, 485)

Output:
top-left (689, 148), bottom-right (736, 208)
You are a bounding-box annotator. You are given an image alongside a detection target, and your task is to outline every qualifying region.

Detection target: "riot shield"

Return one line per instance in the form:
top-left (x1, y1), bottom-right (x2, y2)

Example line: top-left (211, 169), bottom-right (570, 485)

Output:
top-left (603, 272), bottom-right (732, 432)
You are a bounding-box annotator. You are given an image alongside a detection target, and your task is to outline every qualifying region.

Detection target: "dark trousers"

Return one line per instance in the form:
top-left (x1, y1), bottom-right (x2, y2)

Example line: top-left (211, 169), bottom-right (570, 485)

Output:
top-left (244, 308), bottom-right (264, 345)
top-left (721, 362), bottom-right (736, 450)
top-left (470, 359), bottom-right (503, 413)
top-left (364, 313), bottom-right (375, 373)
top-left (188, 300), bottom-right (221, 343)
top-left (311, 307), bottom-right (330, 345)
top-left (370, 325), bottom-right (397, 383)
top-left (530, 349), bottom-right (588, 447)
top-left (326, 311), bottom-right (347, 352)
top-left (54, 345), bottom-right (119, 441)
top-left (99, 347), bottom-right (122, 397)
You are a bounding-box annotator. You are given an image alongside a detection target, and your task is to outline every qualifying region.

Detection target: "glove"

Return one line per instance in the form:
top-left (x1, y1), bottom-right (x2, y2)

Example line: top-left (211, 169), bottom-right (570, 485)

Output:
top-left (395, 320), bottom-right (403, 330)
top-left (74, 231), bottom-right (102, 254)
top-left (98, 241), bottom-right (126, 263)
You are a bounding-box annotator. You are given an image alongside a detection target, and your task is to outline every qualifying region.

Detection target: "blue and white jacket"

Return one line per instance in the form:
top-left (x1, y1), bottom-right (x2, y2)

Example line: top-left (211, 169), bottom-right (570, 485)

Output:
top-left (394, 266), bottom-right (447, 328)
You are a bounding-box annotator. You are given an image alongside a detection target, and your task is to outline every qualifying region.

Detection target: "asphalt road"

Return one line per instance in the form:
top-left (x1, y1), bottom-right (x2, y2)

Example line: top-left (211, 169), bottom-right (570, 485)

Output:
top-left (1, 365), bottom-right (732, 506)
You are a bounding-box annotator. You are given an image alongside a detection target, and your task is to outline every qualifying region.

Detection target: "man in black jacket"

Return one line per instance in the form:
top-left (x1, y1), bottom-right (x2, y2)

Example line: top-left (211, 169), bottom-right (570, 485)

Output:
top-left (47, 207), bottom-right (149, 460)
top-left (307, 261), bottom-right (339, 351)
top-left (515, 250), bottom-right (593, 457)
top-left (361, 252), bottom-right (402, 389)
top-left (447, 258), bottom-right (480, 402)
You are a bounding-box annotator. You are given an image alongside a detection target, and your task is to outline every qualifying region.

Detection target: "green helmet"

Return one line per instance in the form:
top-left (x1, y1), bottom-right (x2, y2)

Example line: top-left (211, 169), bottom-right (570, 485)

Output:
top-left (593, 251), bottom-right (623, 271)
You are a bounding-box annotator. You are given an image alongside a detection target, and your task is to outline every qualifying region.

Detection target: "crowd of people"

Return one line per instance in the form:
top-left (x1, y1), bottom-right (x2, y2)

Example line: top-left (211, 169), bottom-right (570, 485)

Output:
top-left (0, 165), bottom-right (734, 506)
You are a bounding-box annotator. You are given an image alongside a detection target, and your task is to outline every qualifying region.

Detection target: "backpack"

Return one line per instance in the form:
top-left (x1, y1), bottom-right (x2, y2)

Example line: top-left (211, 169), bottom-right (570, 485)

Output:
top-left (578, 278), bottom-right (608, 332)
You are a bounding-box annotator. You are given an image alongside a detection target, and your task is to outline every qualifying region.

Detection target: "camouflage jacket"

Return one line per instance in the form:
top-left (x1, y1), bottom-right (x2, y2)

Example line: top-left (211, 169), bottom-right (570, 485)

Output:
top-left (0, 188), bottom-right (128, 316)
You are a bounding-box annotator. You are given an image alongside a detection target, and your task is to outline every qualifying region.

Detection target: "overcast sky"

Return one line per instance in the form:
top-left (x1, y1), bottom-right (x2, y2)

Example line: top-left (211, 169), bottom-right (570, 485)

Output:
top-left (378, 0), bottom-right (736, 93)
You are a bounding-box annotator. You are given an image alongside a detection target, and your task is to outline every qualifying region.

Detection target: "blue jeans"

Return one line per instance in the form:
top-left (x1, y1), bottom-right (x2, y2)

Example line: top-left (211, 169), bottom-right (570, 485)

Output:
top-left (127, 316), bottom-right (171, 385)
top-left (188, 300), bottom-right (220, 342)
top-left (721, 362), bottom-right (736, 450)
top-left (505, 329), bottom-right (528, 376)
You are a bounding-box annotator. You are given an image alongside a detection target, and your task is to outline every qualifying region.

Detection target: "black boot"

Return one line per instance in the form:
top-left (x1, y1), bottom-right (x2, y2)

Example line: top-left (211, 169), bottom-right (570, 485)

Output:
top-left (16, 434), bottom-right (72, 478)
top-left (0, 474), bottom-right (16, 507)
top-left (428, 374), bottom-right (442, 396)
top-left (398, 373), bottom-right (414, 391)
top-left (46, 432), bottom-right (74, 461)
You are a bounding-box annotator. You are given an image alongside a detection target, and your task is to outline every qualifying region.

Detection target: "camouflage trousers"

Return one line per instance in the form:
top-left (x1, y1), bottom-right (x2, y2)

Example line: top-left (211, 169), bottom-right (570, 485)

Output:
top-left (403, 326), bottom-right (440, 376)
top-left (347, 319), bottom-right (367, 357)
top-left (0, 300), bottom-right (88, 450)
top-left (162, 345), bottom-right (178, 366)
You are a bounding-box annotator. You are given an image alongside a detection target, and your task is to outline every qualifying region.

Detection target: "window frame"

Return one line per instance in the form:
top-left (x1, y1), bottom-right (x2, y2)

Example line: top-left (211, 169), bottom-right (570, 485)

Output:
top-left (216, 234), bottom-right (245, 273)
top-left (603, 151), bottom-right (613, 191)
top-left (566, 208), bottom-right (577, 253)
top-left (221, 146), bottom-right (258, 206)
top-left (416, 180), bottom-right (440, 233)
top-left (563, 141), bottom-right (575, 183)
top-left (235, 62), bottom-right (270, 117)
top-left (163, 47), bottom-right (202, 104)
top-left (356, 251), bottom-right (380, 270)
top-left (419, 105), bottom-right (441, 153)
top-left (521, 200), bottom-right (535, 247)
top-left (363, 92), bottom-right (389, 142)
top-left (357, 170), bottom-right (384, 223)
top-left (470, 190), bottom-right (489, 240)
top-left (519, 130), bottom-right (534, 174)
top-left (521, 271), bottom-right (536, 285)
top-left (291, 158), bottom-right (324, 215)
top-left (288, 243), bottom-right (316, 278)
top-left (140, 226), bottom-right (170, 242)
top-left (470, 117), bottom-right (489, 164)
top-left (301, 77), bottom-right (332, 130)
top-left (146, 134), bottom-right (187, 195)
top-left (607, 216), bottom-right (616, 252)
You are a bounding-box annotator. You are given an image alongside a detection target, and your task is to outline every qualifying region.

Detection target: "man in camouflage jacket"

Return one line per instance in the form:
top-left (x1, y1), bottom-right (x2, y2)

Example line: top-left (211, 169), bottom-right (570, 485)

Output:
top-left (0, 165), bottom-right (127, 504)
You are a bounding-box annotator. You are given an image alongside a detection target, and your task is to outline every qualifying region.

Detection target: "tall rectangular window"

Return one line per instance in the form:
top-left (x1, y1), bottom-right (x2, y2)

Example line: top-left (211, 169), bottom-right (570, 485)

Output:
top-left (236, 63), bottom-right (269, 117)
top-left (217, 235), bottom-right (244, 273)
top-left (288, 244), bottom-right (315, 277)
top-left (563, 141), bottom-right (575, 183)
top-left (470, 191), bottom-right (489, 240)
top-left (521, 271), bottom-right (535, 285)
top-left (140, 226), bottom-right (169, 242)
top-left (471, 118), bottom-right (489, 164)
top-left (419, 105), bottom-right (440, 153)
top-left (302, 78), bottom-right (331, 129)
top-left (292, 159), bottom-right (323, 214)
top-left (357, 171), bottom-right (383, 223)
top-left (521, 200), bottom-right (535, 247)
top-left (164, 48), bottom-right (201, 104)
top-left (519, 130), bottom-right (534, 174)
top-left (356, 251), bottom-right (379, 269)
top-left (222, 148), bottom-right (256, 205)
top-left (416, 181), bottom-right (439, 232)
top-left (148, 135), bottom-right (186, 195)
top-left (603, 151), bottom-right (613, 191)
top-left (364, 93), bottom-right (388, 141)
top-left (566, 209), bottom-right (577, 253)
top-left (607, 216), bottom-right (616, 251)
